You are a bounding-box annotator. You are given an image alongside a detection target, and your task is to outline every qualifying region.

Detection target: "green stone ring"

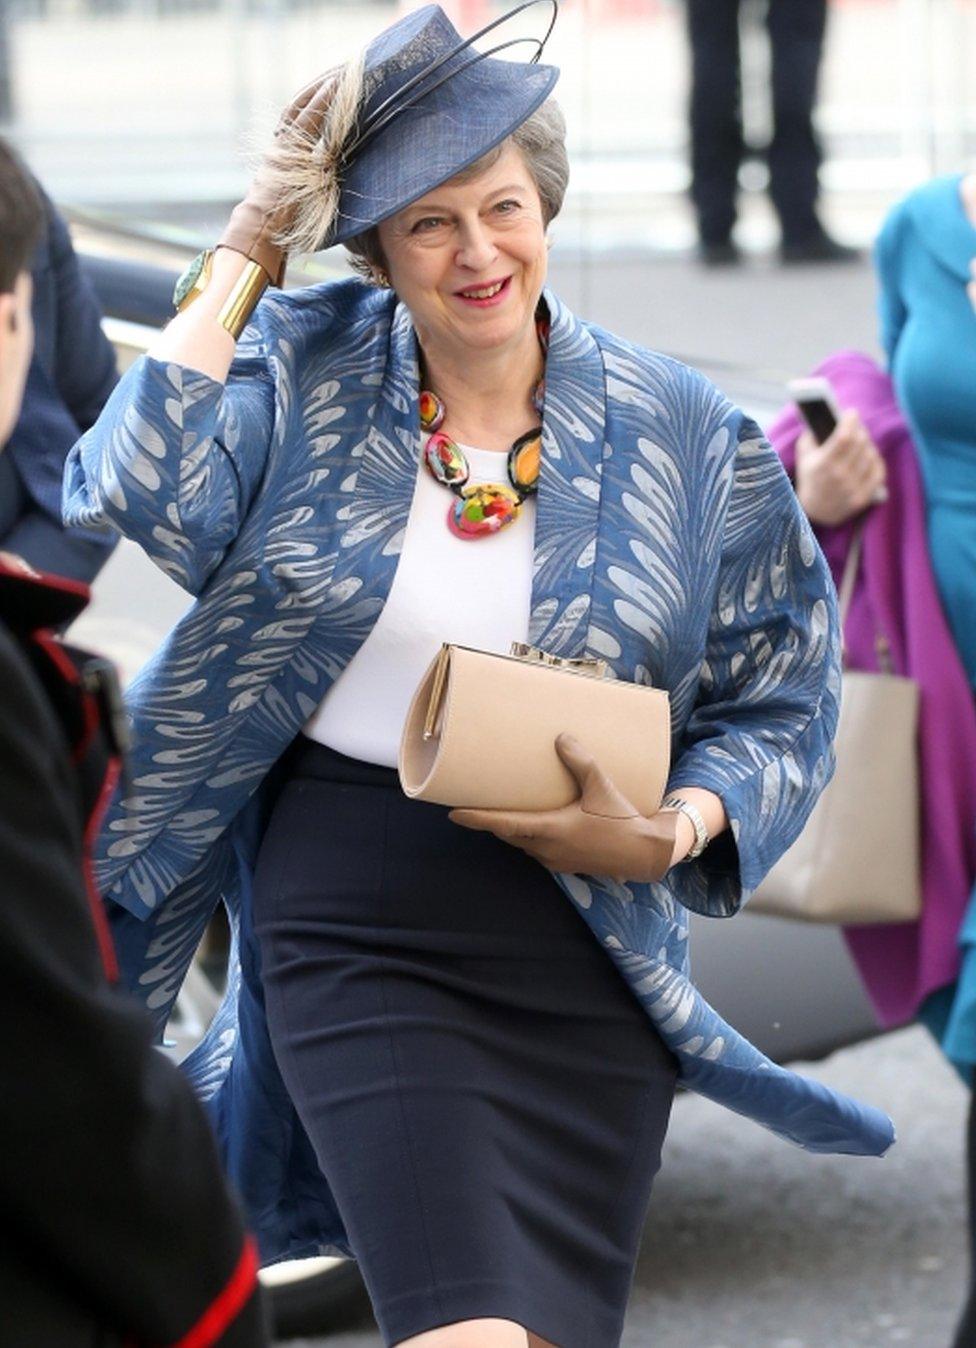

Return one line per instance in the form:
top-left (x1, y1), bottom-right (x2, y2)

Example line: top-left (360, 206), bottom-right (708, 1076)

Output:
top-left (173, 249), bottom-right (214, 312)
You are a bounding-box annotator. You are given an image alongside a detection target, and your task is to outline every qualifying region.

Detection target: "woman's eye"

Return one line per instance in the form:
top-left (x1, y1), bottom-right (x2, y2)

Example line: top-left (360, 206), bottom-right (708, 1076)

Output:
top-left (494, 199), bottom-right (521, 215)
top-left (412, 217), bottom-right (446, 234)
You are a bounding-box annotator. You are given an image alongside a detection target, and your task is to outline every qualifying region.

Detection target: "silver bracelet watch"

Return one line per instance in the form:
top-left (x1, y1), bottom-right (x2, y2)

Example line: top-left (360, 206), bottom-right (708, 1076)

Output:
top-left (662, 795), bottom-right (710, 861)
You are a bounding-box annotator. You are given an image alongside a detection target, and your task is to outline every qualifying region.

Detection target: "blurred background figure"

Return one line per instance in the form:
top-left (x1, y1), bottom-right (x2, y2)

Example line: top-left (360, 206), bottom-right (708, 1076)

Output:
top-left (769, 165), bottom-right (976, 1348)
top-left (0, 137), bottom-right (268, 1348)
top-left (0, 178), bottom-right (118, 581)
top-left (874, 169), bottom-right (976, 1348)
top-left (686, 0), bottom-right (859, 265)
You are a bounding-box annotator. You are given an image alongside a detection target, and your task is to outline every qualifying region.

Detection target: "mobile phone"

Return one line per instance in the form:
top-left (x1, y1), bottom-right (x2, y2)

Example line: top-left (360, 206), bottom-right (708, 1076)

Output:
top-left (787, 376), bottom-right (841, 445)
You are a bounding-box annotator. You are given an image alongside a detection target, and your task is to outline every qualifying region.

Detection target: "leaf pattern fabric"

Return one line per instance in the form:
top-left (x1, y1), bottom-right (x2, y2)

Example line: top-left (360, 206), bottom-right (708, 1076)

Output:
top-left (65, 279), bottom-right (894, 1264)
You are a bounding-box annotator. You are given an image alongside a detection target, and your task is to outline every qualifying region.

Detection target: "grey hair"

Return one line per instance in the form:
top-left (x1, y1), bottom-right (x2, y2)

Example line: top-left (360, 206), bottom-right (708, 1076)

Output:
top-left (344, 98), bottom-right (569, 282)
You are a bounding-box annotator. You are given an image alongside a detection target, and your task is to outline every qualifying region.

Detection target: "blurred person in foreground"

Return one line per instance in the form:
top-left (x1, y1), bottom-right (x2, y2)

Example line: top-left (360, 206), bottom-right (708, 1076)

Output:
top-left (768, 171), bottom-right (976, 1348)
top-left (64, 5), bottom-right (893, 1345)
top-left (0, 139), bottom-right (268, 1348)
top-left (686, 0), bottom-right (859, 265)
top-left (0, 176), bottom-right (118, 580)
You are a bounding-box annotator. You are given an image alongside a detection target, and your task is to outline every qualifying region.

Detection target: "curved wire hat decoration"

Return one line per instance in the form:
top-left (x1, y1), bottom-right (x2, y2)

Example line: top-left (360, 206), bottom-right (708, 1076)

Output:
top-left (342, 0), bottom-right (560, 167)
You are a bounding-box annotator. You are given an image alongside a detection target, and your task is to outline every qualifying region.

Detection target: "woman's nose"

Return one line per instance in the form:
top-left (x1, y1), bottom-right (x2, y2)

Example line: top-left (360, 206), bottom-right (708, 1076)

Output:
top-left (455, 220), bottom-right (497, 271)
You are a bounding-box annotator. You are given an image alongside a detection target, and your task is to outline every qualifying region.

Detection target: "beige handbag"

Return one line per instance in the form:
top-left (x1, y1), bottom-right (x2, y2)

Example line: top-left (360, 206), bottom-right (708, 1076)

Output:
top-left (749, 523), bottom-right (922, 924)
top-left (398, 642), bottom-right (671, 814)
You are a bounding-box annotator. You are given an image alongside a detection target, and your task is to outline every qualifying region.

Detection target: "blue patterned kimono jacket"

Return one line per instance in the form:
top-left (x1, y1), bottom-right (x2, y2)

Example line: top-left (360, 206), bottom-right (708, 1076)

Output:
top-left (65, 279), bottom-right (894, 1265)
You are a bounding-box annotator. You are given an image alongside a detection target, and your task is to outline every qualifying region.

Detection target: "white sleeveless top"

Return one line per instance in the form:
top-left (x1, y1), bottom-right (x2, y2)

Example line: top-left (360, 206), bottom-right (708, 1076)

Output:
top-left (303, 443), bottom-right (536, 767)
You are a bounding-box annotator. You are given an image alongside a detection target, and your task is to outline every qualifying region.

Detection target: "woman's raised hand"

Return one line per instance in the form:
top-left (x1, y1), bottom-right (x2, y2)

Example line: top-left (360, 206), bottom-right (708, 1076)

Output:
top-left (795, 409), bottom-right (887, 528)
top-left (449, 733), bottom-right (680, 883)
top-left (150, 70), bottom-right (346, 381)
top-left (218, 69), bottom-right (342, 286)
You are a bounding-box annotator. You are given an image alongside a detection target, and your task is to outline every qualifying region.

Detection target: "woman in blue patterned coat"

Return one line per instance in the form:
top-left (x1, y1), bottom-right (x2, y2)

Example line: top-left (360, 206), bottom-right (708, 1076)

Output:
top-left (65, 7), bottom-right (893, 1346)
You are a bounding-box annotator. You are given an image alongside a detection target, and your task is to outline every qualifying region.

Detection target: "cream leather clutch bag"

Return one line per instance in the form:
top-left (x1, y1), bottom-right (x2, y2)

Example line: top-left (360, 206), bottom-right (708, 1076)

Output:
top-left (398, 642), bottom-right (671, 814)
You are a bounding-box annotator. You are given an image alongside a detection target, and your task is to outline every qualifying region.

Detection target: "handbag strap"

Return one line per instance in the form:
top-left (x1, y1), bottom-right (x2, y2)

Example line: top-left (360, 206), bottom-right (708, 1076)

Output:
top-left (835, 516), bottom-right (894, 674)
top-left (836, 518), bottom-right (865, 631)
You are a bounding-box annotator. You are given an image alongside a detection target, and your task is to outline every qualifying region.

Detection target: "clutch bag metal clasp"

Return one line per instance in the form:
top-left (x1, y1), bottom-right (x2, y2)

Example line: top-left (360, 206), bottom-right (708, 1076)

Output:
top-left (422, 642), bottom-right (609, 741)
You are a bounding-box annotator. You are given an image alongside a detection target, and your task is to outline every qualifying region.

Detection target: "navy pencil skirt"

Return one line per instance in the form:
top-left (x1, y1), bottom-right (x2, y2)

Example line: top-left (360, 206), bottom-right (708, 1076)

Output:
top-left (252, 739), bottom-right (677, 1348)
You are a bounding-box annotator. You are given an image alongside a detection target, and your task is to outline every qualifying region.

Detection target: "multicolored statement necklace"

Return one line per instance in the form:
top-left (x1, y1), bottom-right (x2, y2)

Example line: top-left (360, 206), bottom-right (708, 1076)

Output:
top-left (419, 320), bottom-right (548, 541)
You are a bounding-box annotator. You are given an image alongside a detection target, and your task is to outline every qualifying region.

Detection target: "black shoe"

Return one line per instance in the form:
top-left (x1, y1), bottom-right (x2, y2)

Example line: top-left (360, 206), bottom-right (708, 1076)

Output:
top-left (698, 240), bottom-right (742, 268)
top-left (780, 231), bottom-right (862, 265)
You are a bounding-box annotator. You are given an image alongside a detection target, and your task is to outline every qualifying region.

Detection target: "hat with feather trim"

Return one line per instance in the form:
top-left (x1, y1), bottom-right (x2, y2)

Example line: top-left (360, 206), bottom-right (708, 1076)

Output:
top-left (322, 1), bottom-right (560, 247)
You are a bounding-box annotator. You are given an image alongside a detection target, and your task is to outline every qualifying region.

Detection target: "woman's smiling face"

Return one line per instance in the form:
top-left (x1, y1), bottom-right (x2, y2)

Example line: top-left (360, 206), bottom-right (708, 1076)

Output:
top-left (376, 142), bottom-right (548, 361)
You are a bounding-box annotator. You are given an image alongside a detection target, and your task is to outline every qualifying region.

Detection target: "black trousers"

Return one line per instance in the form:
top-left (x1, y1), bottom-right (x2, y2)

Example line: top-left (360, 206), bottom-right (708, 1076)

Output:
top-left (687, 0), bottom-right (828, 246)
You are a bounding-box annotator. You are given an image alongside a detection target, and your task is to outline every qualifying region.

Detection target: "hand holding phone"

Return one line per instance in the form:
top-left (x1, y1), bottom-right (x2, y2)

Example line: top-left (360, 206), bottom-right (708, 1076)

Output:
top-left (788, 376), bottom-right (887, 525)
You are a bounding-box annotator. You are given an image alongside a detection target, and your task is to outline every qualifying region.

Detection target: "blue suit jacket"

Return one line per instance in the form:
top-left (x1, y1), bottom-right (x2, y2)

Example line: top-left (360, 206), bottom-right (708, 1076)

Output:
top-left (7, 191), bottom-right (118, 579)
top-left (65, 280), bottom-right (895, 1266)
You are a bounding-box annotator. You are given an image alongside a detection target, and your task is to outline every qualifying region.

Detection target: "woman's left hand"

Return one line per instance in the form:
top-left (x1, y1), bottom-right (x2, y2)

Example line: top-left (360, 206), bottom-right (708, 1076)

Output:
top-left (449, 733), bottom-right (678, 883)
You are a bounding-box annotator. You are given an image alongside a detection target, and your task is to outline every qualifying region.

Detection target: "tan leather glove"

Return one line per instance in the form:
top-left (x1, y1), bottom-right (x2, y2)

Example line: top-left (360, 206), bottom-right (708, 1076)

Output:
top-left (450, 732), bottom-right (678, 883)
top-left (217, 71), bottom-right (340, 286)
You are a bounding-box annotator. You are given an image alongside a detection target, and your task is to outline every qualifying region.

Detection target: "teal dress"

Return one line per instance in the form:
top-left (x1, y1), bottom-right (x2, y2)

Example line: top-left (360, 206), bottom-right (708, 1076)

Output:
top-left (875, 174), bottom-right (976, 1078)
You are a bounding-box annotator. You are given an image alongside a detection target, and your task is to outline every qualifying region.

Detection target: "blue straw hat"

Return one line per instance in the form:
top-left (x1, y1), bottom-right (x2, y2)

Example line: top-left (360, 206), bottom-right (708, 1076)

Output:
top-left (325, 2), bottom-right (560, 246)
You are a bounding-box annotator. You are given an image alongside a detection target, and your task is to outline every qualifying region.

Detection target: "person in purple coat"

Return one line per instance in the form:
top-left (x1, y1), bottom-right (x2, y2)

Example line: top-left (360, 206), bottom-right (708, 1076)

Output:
top-left (771, 170), bottom-right (976, 1347)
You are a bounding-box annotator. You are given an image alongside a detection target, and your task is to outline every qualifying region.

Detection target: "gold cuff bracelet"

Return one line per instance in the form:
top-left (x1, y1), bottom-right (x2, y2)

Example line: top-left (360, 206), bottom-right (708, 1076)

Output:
top-left (216, 260), bottom-right (270, 340)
